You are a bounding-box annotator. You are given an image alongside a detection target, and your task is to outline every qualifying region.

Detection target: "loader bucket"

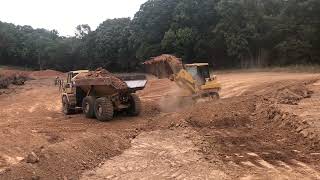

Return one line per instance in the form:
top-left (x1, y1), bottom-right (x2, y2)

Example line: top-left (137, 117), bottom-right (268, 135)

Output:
top-left (143, 54), bottom-right (183, 79)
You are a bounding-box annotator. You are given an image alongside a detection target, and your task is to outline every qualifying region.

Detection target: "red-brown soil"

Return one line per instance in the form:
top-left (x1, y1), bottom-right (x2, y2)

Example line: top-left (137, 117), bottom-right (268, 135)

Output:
top-left (0, 71), bottom-right (319, 179)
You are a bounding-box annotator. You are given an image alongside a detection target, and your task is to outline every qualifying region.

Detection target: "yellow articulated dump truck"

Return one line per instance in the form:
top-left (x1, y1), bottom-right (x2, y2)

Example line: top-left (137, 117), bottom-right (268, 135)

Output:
top-left (61, 68), bottom-right (147, 121)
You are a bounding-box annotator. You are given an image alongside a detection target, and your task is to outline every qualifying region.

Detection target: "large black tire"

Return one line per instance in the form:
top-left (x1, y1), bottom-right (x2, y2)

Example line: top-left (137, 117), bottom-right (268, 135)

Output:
top-left (127, 94), bottom-right (142, 116)
top-left (82, 96), bottom-right (96, 118)
top-left (94, 97), bottom-right (114, 121)
top-left (62, 96), bottom-right (74, 115)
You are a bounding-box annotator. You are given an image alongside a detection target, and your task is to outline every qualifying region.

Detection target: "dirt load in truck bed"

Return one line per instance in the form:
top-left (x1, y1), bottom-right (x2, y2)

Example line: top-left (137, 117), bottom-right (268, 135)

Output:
top-left (73, 68), bottom-right (128, 90)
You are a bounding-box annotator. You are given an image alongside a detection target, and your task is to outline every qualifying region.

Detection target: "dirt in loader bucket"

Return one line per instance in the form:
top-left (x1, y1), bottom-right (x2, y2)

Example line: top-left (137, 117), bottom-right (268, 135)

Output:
top-left (143, 54), bottom-right (183, 79)
top-left (73, 68), bottom-right (128, 90)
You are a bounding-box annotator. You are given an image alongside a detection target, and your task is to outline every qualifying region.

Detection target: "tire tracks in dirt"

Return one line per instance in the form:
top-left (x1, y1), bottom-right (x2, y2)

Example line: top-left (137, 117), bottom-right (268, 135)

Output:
top-left (81, 129), bottom-right (229, 180)
top-left (1, 72), bottom-right (320, 179)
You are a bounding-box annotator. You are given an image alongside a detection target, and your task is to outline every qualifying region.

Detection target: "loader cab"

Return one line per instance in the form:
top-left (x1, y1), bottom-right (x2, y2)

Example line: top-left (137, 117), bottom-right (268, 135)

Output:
top-left (67, 70), bottom-right (89, 84)
top-left (185, 63), bottom-right (211, 85)
top-left (65, 70), bottom-right (89, 93)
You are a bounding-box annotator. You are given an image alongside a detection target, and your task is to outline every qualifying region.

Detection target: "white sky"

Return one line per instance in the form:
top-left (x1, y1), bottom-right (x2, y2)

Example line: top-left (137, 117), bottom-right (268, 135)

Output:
top-left (0, 0), bottom-right (146, 36)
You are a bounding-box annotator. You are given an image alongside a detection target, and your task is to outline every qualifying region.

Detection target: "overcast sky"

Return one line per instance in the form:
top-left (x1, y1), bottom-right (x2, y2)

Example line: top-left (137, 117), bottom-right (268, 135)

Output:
top-left (0, 0), bottom-right (146, 36)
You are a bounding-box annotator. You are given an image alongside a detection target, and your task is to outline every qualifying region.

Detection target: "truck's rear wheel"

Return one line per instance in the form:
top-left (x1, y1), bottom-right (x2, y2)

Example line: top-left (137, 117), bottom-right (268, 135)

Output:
top-left (94, 97), bottom-right (114, 121)
top-left (62, 96), bottom-right (74, 115)
top-left (82, 96), bottom-right (96, 118)
top-left (127, 94), bottom-right (141, 116)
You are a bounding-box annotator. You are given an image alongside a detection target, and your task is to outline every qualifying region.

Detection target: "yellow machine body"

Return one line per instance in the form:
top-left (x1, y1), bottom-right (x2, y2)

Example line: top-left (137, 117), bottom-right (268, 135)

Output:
top-left (143, 55), bottom-right (221, 100)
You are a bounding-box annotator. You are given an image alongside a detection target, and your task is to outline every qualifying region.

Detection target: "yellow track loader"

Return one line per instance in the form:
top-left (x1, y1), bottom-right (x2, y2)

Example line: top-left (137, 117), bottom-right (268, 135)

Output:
top-left (143, 54), bottom-right (221, 101)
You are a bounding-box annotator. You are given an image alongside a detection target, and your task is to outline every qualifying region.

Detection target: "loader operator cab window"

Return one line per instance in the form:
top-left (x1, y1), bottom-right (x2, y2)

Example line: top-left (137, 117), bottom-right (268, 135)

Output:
top-left (185, 66), bottom-right (197, 77)
top-left (198, 65), bottom-right (210, 80)
top-left (185, 65), bottom-right (209, 86)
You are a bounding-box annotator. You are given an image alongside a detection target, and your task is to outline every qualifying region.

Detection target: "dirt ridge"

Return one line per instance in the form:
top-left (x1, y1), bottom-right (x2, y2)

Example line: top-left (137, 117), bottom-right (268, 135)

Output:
top-left (0, 71), bottom-right (319, 179)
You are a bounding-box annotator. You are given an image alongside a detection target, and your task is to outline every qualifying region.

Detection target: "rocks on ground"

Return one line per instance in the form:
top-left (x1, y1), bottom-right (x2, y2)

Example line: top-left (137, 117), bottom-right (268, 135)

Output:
top-left (26, 152), bottom-right (39, 164)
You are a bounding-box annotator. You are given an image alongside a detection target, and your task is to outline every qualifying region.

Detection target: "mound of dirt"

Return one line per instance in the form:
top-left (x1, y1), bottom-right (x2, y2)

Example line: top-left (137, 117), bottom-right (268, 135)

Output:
top-left (74, 68), bottom-right (128, 90)
top-left (275, 83), bottom-right (313, 105)
top-left (85, 68), bottom-right (113, 78)
top-left (30, 70), bottom-right (64, 78)
top-left (183, 79), bottom-right (320, 178)
top-left (185, 96), bottom-right (256, 128)
top-left (141, 101), bottom-right (161, 117)
top-left (0, 133), bottom-right (131, 179)
top-left (185, 79), bottom-right (320, 143)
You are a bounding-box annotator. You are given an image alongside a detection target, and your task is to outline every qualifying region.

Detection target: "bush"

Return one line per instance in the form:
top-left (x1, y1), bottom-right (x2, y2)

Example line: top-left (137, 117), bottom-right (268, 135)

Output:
top-left (0, 75), bottom-right (11, 89)
top-left (0, 73), bottom-right (30, 89)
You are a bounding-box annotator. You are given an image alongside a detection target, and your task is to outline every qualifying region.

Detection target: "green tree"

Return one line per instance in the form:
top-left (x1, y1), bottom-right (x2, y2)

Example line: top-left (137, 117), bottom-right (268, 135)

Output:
top-left (94, 18), bottom-right (132, 71)
top-left (1, 0), bottom-right (320, 71)
top-left (130, 0), bottom-right (179, 61)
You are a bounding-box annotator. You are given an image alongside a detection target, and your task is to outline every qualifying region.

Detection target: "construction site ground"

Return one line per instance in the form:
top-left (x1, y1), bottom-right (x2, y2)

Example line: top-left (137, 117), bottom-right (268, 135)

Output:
top-left (0, 70), bottom-right (320, 179)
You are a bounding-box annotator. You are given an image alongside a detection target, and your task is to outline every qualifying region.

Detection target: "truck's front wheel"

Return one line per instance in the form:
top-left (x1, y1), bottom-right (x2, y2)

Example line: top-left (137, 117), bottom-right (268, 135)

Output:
top-left (82, 96), bottom-right (96, 118)
top-left (127, 94), bottom-right (141, 116)
top-left (94, 97), bottom-right (114, 121)
top-left (62, 96), bottom-right (74, 115)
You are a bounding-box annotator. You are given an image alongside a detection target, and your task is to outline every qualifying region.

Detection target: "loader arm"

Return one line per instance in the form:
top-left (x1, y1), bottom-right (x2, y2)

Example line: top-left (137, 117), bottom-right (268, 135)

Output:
top-left (172, 69), bottom-right (197, 95)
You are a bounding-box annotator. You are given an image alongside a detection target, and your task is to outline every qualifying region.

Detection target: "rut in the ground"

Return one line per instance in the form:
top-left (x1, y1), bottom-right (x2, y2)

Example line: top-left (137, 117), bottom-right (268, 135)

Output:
top-left (81, 129), bottom-right (228, 180)
top-left (81, 79), bottom-right (320, 179)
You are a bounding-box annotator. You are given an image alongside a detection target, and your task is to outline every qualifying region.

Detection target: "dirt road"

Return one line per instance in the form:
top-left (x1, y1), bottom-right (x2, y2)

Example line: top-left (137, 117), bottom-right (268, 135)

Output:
top-left (0, 71), bottom-right (319, 179)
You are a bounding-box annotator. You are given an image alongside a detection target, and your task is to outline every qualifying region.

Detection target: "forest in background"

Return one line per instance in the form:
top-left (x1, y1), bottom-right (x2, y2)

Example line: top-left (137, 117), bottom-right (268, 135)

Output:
top-left (0, 0), bottom-right (319, 72)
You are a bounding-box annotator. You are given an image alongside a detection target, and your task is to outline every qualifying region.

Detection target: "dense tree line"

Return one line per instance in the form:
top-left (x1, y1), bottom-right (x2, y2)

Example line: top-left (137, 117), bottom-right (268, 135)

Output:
top-left (0, 0), bottom-right (319, 72)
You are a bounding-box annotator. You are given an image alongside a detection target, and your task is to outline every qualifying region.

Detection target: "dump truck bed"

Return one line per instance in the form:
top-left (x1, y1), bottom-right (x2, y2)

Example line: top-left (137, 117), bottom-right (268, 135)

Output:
top-left (73, 69), bottom-right (147, 95)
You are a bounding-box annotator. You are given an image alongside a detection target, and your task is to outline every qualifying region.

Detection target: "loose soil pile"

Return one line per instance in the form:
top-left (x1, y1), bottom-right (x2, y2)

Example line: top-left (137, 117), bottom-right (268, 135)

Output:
top-left (183, 79), bottom-right (320, 178)
top-left (0, 71), bottom-right (319, 179)
top-left (0, 133), bottom-right (131, 179)
top-left (74, 68), bottom-right (128, 90)
top-left (80, 76), bottom-right (320, 180)
top-left (185, 96), bottom-right (255, 128)
top-left (275, 82), bottom-right (313, 105)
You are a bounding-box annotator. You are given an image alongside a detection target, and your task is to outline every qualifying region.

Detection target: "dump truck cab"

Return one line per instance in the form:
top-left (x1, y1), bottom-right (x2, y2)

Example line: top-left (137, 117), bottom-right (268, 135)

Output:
top-left (67, 70), bottom-right (89, 83)
top-left (64, 70), bottom-right (89, 94)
